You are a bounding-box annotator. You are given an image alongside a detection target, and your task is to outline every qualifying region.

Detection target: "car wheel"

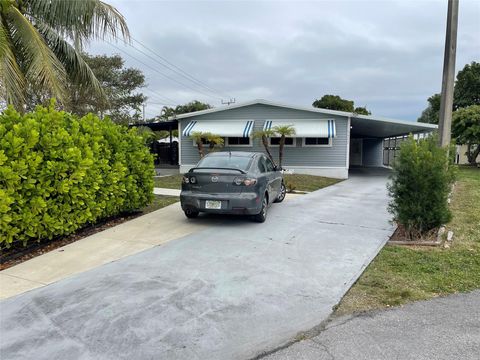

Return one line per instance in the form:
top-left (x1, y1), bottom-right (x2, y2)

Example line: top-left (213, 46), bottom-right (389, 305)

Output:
top-left (253, 196), bottom-right (268, 223)
top-left (274, 182), bottom-right (286, 203)
top-left (184, 209), bottom-right (199, 219)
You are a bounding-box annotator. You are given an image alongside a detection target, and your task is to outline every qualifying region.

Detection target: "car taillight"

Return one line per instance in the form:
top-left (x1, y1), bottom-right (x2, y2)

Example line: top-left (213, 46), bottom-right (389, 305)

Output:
top-left (233, 177), bottom-right (257, 186)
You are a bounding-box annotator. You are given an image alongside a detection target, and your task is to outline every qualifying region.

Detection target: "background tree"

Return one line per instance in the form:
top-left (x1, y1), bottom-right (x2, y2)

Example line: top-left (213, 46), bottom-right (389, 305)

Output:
top-left (313, 95), bottom-right (354, 112)
top-left (353, 106), bottom-right (371, 115)
top-left (158, 100), bottom-right (212, 120)
top-left (68, 54), bottom-right (146, 123)
top-left (312, 94), bottom-right (371, 114)
top-left (272, 125), bottom-right (296, 169)
top-left (0, 0), bottom-right (129, 109)
top-left (452, 105), bottom-right (480, 165)
top-left (418, 94), bottom-right (441, 124)
top-left (253, 129), bottom-right (276, 164)
top-left (418, 61), bottom-right (480, 124)
top-left (454, 61), bottom-right (480, 110)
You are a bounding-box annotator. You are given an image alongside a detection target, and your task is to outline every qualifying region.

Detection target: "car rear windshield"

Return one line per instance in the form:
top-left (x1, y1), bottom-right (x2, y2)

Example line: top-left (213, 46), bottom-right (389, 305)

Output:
top-left (196, 155), bottom-right (252, 171)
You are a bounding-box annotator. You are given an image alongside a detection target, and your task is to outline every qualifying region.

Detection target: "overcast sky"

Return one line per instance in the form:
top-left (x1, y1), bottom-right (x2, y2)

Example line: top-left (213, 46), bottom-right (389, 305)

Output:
top-left (88, 0), bottom-right (480, 120)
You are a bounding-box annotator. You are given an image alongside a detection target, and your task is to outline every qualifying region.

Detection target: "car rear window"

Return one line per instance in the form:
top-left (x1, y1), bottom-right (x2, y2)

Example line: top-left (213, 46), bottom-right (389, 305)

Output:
top-left (197, 155), bottom-right (252, 170)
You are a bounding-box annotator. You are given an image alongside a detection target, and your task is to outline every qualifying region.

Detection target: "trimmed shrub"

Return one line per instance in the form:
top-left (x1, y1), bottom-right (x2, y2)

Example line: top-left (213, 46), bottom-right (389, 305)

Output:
top-left (387, 135), bottom-right (455, 238)
top-left (0, 103), bottom-right (154, 248)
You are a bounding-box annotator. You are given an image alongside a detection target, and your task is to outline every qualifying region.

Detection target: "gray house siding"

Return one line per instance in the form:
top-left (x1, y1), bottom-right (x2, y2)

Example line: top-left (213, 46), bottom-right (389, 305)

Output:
top-left (179, 104), bottom-right (348, 177)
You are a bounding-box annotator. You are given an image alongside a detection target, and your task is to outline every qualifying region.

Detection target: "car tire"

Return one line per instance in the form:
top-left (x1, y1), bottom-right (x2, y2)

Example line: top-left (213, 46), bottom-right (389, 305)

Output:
top-left (184, 209), bottom-right (199, 219)
top-left (274, 182), bottom-right (286, 203)
top-left (253, 196), bottom-right (268, 223)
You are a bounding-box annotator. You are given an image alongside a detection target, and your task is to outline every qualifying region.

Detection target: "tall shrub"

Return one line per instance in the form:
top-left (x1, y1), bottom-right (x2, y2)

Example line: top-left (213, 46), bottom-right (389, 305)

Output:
top-left (387, 135), bottom-right (455, 238)
top-left (0, 103), bottom-right (154, 247)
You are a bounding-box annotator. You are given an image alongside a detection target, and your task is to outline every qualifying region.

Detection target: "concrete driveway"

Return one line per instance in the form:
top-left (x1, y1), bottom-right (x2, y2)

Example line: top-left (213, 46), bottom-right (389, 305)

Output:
top-left (0, 170), bottom-right (394, 360)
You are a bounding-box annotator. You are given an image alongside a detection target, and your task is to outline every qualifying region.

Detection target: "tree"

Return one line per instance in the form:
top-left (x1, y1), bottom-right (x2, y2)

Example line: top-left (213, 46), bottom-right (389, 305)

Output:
top-left (418, 94), bottom-right (441, 124)
top-left (312, 94), bottom-right (371, 115)
top-left (313, 95), bottom-right (354, 112)
top-left (190, 132), bottom-right (206, 158)
top-left (0, 0), bottom-right (129, 109)
top-left (418, 61), bottom-right (480, 124)
top-left (205, 132), bottom-right (224, 152)
top-left (159, 100), bottom-right (212, 120)
top-left (252, 129), bottom-right (276, 165)
top-left (452, 105), bottom-right (480, 165)
top-left (68, 54), bottom-right (146, 124)
top-left (272, 125), bottom-right (296, 168)
top-left (454, 61), bottom-right (480, 110)
top-left (353, 106), bottom-right (371, 115)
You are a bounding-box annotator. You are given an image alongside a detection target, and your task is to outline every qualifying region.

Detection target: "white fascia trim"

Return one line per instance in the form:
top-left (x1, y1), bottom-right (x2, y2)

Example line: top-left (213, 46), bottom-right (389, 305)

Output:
top-left (346, 116), bottom-right (351, 168)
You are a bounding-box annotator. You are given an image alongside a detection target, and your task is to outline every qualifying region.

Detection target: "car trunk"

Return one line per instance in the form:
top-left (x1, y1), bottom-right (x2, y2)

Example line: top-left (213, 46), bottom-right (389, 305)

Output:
top-left (189, 170), bottom-right (243, 194)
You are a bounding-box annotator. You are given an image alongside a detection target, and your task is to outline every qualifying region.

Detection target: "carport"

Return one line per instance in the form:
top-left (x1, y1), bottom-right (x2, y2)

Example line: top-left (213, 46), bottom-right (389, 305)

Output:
top-left (349, 115), bottom-right (437, 168)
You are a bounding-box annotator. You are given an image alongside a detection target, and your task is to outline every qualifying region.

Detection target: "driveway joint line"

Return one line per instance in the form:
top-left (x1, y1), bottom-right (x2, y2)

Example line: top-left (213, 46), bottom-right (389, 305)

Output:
top-left (1, 273), bottom-right (47, 285)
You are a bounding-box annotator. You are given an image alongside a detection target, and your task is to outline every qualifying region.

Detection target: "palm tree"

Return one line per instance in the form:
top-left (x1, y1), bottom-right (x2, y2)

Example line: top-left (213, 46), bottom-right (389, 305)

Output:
top-left (190, 131), bottom-right (206, 158)
top-left (273, 125), bottom-right (296, 169)
top-left (0, 0), bottom-right (129, 109)
top-left (253, 129), bottom-right (276, 165)
top-left (205, 132), bottom-right (224, 152)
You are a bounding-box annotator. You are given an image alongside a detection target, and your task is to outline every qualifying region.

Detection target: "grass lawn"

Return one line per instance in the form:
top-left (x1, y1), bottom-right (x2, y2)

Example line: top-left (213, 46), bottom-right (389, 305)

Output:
top-left (154, 174), bottom-right (184, 189)
top-left (154, 173), bottom-right (341, 192)
top-left (283, 174), bottom-right (341, 192)
top-left (335, 166), bottom-right (480, 316)
top-left (142, 195), bottom-right (179, 213)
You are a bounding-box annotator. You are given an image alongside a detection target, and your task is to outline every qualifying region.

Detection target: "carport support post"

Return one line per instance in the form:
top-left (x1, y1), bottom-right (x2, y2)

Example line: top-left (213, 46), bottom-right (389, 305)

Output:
top-left (438, 0), bottom-right (459, 148)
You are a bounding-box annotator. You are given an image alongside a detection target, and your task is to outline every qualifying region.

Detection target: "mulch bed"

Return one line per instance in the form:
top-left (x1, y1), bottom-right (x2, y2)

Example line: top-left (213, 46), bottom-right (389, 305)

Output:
top-left (0, 211), bottom-right (144, 271)
top-left (388, 224), bottom-right (441, 246)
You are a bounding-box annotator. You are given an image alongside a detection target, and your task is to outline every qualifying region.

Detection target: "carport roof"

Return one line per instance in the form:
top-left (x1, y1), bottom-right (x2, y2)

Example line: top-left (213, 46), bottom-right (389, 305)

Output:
top-left (168, 99), bottom-right (437, 138)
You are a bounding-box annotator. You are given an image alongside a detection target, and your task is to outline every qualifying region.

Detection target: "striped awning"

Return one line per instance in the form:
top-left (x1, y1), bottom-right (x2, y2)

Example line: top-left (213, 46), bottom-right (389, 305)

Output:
top-left (263, 119), bottom-right (336, 138)
top-left (182, 120), bottom-right (254, 137)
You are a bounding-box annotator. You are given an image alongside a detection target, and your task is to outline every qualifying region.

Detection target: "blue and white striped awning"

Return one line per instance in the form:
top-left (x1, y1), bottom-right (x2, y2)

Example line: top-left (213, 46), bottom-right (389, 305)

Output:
top-left (263, 119), bottom-right (336, 138)
top-left (182, 120), bottom-right (254, 137)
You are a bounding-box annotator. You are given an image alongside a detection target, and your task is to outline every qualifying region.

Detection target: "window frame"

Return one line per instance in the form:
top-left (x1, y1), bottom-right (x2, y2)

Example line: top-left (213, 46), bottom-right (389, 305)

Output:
top-left (226, 136), bottom-right (252, 147)
top-left (268, 137), bottom-right (296, 147)
top-left (301, 137), bottom-right (333, 147)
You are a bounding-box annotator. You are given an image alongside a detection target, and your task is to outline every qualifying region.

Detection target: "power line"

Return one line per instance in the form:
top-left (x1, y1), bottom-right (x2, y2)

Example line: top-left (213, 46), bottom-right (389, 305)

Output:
top-left (105, 40), bottom-right (222, 102)
top-left (130, 36), bottom-right (233, 99)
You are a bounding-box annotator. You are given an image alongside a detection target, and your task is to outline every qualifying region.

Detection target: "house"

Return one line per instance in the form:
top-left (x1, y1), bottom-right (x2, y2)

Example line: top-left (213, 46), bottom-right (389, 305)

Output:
top-left (173, 99), bottom-right (437, 179)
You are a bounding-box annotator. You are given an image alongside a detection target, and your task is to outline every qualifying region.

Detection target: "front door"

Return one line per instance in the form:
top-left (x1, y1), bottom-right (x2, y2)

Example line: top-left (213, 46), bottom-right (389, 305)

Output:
top-left (350, 139), bottom-right (363, 166)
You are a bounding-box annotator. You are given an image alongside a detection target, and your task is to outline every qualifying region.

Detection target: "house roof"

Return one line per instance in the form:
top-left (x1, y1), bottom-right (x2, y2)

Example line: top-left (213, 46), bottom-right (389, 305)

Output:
top-left (169, 99), bottom-right (437, 138)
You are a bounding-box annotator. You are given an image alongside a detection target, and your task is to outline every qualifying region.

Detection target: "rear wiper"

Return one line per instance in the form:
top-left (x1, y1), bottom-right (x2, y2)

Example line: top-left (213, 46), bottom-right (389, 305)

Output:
top-left (192, 167), bottom-right (247, 174)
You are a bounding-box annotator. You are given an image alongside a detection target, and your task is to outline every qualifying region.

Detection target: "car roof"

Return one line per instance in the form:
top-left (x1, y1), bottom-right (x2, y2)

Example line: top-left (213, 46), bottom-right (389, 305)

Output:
top-left (205, 151), bottom-right (260, 158)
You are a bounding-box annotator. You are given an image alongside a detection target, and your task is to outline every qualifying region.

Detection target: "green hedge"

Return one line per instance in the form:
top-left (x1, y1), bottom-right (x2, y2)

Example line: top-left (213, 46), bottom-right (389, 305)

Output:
top-left (387, 134), bottom-right (455, 237)
top-left (0, 104), bottom-right (154, 247)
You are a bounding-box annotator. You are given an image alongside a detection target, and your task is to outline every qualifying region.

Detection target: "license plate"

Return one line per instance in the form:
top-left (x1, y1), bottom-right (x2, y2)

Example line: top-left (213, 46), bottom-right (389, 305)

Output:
top-left (205, 200), bottom-right (222, 209)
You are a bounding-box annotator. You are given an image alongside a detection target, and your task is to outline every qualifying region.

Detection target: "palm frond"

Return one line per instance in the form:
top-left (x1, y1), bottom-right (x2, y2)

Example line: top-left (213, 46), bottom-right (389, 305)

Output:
top-left (36, 22), bottom-right (106, 102)
top-left (0, 20), bottom-right (26, 107)
top-left (6, 6), bottom-right (67, 104)
top-left (23, 0), bottom-right (130, 47)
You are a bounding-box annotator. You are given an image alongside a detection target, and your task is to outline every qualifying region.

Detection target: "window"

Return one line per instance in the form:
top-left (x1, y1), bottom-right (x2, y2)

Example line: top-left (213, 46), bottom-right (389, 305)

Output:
top-left (265, 157), bottom-right (275, 172)
top-left (197, 155), bottom-right (252, 170)
top-left (226, 137), bottom-right (251, 146)
top-left (269, 137), bottom-right (295, 147)
top-left (257, 157), bottom-right (267, 173)
top-left (302, 137), bottom-right (332, 147)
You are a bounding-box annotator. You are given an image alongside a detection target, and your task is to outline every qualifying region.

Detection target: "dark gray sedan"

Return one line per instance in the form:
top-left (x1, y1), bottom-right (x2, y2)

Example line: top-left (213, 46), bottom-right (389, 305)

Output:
top-left (180, 151), bottom-right (286, 222)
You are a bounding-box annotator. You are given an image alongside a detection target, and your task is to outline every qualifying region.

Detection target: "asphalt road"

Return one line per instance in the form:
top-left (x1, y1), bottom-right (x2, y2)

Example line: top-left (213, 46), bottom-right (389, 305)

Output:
top-left (0, 171), bottom-right (394, 360)
top-left (263, 290), bottom-right (480, 360)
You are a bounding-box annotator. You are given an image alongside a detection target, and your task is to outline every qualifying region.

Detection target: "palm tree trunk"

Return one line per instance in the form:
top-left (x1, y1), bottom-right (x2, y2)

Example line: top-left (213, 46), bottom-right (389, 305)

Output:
top-left (197, 142), bottom-right (204, 158)
top-left (279, 135), bottom-right (285, 168)
top-left (262, 135), bottom-right (275, 164)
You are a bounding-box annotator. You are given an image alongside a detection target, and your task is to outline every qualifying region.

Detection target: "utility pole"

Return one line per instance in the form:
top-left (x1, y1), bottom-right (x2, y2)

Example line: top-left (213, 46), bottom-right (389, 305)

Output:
top-left (142, 103), bottom-right (146, 122)
top-left (221, 98), bottom-right (236, 106)
top-left (438, 0), bottom-right (459, 147)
